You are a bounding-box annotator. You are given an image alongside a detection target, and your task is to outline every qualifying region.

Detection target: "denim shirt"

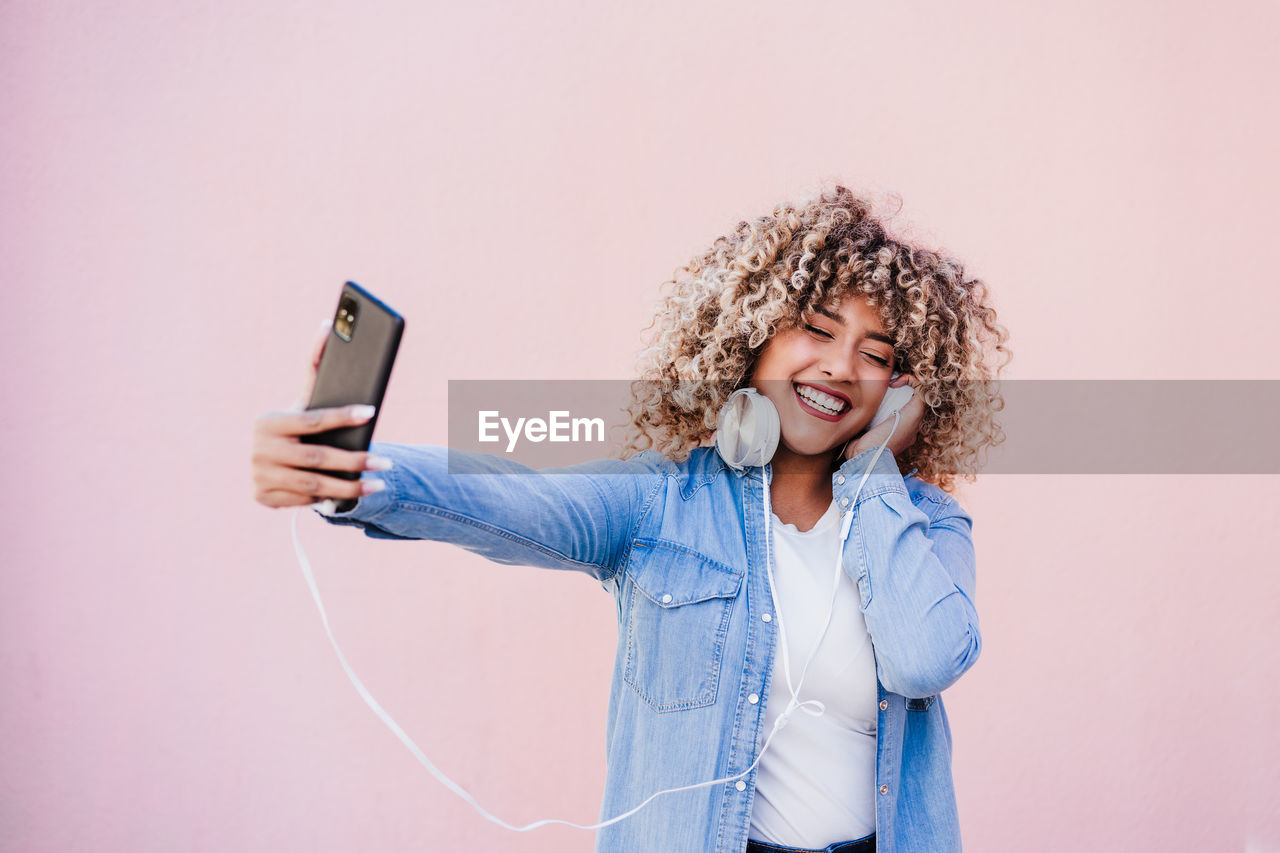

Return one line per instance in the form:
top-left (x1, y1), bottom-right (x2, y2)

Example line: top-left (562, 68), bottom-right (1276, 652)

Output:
top-left (314, 440), bottom-right (982, 853)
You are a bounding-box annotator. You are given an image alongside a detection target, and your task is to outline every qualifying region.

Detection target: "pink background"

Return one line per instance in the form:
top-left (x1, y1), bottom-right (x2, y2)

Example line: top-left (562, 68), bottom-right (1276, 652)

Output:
top-left (3, 1), bottom-right (1279, 851)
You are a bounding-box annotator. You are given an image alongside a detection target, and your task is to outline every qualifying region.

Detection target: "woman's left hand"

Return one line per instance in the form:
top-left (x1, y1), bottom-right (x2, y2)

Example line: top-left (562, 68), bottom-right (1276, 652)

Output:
top-left (844, 374), bottom-right (926, 462)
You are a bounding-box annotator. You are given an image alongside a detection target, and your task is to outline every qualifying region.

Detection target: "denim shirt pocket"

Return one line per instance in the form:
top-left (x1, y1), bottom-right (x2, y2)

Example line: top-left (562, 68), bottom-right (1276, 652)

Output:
top-left (622, 540), bottom-right (744, 712)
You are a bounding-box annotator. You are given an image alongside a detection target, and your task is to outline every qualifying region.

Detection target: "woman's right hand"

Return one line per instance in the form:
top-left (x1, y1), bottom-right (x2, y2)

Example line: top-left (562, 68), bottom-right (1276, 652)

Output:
top-left (250, 319), bottom-right (392, 509)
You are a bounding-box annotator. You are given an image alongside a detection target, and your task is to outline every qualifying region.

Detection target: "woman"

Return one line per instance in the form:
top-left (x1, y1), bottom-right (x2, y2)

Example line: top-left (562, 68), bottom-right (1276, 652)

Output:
top-left (251, 185), bottom-right (1010, 853)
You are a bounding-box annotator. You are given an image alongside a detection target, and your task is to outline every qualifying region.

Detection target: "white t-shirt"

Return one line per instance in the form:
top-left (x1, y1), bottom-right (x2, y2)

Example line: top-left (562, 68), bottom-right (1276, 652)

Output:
top-left (748, 499), bottom-right (879, 847)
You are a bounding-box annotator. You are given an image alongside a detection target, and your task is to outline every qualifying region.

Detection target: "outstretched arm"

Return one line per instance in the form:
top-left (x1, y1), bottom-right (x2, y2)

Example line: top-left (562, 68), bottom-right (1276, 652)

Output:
top-left (314, 441), bottom-right (674, 582)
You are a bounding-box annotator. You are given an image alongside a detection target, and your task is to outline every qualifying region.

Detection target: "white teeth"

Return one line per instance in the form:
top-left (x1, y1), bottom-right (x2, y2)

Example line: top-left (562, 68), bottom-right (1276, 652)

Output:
top-left (795, 384), bottom-right (846, 415)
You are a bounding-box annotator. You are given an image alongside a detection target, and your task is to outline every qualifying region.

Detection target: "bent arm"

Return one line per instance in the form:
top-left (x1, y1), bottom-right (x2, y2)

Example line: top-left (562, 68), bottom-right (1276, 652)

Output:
top-left (313, 441), bottom-right (673, 582)
top-left (835, 447), bottom-right (982, 699)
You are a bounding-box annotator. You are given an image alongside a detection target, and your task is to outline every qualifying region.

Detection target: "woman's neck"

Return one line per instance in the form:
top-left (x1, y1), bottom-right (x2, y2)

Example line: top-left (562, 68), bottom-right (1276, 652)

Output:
top-left (767, 444), bottom-right (841, 530)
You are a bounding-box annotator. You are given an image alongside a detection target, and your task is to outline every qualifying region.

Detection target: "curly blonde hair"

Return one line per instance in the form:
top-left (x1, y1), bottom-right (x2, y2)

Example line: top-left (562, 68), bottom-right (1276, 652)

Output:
top-left (619, 185), bottom-right (1012, 493)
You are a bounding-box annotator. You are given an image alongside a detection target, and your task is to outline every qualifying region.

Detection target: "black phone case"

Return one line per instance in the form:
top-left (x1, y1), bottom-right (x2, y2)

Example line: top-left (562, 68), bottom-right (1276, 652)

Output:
top-left (301, 281), bottom-right (404, 512)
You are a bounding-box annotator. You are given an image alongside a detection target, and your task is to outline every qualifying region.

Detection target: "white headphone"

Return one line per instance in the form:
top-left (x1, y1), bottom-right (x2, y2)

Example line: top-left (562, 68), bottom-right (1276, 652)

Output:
top-left (715, 386), bottom-right (780, 470)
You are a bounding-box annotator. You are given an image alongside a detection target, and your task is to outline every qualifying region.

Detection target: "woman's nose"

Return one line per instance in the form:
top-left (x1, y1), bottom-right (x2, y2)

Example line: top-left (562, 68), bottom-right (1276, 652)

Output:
top-left (820, 352), bottom-right (860, 381)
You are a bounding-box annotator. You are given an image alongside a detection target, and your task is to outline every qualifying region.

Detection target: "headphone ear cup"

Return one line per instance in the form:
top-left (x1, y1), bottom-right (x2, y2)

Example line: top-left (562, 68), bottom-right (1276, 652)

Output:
top-left (715, 387), bottom-right (780, 470)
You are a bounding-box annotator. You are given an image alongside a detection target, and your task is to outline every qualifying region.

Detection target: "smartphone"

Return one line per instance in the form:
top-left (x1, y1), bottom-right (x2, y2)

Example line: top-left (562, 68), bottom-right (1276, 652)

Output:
top-left (301, 281), bottom-right (405, 512)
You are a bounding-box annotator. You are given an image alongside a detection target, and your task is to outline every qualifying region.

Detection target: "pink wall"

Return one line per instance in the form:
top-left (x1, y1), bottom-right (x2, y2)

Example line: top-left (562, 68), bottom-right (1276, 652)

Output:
top-left (3, 1), bottom-right (1279, 850)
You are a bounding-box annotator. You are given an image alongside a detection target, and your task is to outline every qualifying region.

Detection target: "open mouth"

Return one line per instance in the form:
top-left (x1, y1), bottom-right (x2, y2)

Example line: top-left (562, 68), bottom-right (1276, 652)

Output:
top-left (793, 382), bottom-right (850, 420)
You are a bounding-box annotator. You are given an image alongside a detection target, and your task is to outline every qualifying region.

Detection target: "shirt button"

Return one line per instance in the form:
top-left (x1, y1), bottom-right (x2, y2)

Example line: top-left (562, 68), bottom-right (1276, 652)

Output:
top-left (840, 497), bottom-right (850, 507)
top-left (736, 781), bottom-right (746, 791)
top-left (837, 474), bottom-right (846, 485)
top-left (748, 693), bottom-right (759, 704)
top-left (879, 699), bottom-right (888, 710)
top-left (879, 784), bottom-right (889, 795)
top-left (662, 593), bottom-right (673, 604)
top-left (761, 613), bottom-right (772, 623)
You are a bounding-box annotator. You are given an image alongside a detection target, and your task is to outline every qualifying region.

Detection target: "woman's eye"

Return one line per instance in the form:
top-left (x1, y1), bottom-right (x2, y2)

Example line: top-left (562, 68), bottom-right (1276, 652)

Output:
top-left (865, 353), bottom-right (890, 366)
top-left (805, 325), bottom-right (834, 339)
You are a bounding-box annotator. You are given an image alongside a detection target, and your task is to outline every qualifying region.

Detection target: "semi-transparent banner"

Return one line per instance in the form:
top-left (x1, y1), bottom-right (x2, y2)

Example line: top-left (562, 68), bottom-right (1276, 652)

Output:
top-left (444, 380), bottom-right (1280, 474)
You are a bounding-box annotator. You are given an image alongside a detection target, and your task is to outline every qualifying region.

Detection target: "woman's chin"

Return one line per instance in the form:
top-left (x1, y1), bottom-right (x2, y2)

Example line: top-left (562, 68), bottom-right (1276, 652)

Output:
top-left (779, 436), bottom-right (850, 460)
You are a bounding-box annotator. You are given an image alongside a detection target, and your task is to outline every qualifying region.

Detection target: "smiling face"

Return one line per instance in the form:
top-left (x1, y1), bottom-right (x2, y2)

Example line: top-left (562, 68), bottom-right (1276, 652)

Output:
top-left (748, 294), bottom-right (896, 466)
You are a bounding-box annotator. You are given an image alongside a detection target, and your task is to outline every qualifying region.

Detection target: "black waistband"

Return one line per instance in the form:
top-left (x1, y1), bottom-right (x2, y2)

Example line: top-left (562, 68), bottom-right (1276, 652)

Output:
top-left (746, 833), bottom-right (875, 853)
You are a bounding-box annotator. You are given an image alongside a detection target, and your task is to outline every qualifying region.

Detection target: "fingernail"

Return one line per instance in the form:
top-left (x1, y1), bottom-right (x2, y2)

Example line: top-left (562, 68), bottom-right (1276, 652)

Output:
top-left (351, 404), bottom-right (376, 421)
top-left (361, 478), bottom-right (386, 494)
top-left (366, 455), bottom-right (394, 470)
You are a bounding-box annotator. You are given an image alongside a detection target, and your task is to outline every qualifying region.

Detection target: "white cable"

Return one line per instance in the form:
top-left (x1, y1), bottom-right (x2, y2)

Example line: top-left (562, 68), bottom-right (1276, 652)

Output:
top-left (292, 510), bottom-right (782, 831)
top-left (762, 410), bottom-right (899, 734)
top-left (288, 411), bottom-right (899, 832)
